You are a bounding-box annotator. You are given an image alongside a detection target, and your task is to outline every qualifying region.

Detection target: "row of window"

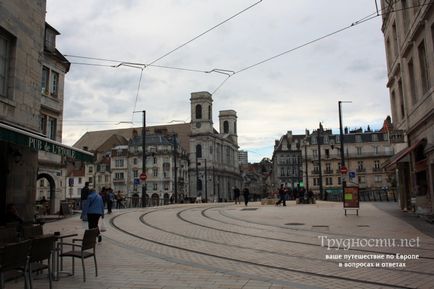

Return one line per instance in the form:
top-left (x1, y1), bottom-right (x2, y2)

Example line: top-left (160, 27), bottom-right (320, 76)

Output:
top-left (312, 161), bottom-right (381, 171)
top-left (195, 143), bottom-right (237, 166)
top-left (312, 175), bottom-right (383, 186)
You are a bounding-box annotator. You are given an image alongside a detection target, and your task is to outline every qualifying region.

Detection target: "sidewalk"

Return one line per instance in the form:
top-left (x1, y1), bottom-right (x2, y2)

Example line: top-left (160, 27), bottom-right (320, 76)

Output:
top-left (7, 201), bottom-right (434, 289)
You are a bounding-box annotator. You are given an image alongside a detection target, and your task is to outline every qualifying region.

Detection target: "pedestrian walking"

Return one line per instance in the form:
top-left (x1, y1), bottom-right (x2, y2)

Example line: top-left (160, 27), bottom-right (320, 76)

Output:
top-left (85, 188), bottom-right (104, 242)
top-left (107, 188), bottom-right (115, 214)
top-left (275, 184), bottom-right (286, 206)
top-left (80, 182), bottom-right (90, 221)
top-left (233, 187), bottom-right (241, 204)
top-left (242, 187), bottom-right (250, 206)
top-left (116, 191), bottom-right (124, 209)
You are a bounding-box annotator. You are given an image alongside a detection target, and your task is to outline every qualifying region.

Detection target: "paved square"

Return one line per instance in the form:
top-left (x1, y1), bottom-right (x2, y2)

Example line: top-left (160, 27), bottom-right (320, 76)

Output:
top-left (8, 201), bottom-right (434, 289)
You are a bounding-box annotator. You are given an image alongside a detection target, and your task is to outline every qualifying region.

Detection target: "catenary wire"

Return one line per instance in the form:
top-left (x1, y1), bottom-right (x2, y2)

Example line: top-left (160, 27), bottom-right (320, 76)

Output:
top-left (64, 0), bottom-right (431, 121)
top-left (147, 0), bottom-right (263, 65)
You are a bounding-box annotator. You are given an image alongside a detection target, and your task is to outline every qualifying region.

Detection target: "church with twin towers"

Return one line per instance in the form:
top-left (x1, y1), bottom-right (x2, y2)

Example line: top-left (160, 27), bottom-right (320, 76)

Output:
top-left (189, 91), bottom-right (241, 202)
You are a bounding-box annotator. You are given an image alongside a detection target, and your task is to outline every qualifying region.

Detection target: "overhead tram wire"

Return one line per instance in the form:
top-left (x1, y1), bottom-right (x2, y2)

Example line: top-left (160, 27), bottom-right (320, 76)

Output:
top-left (147, 0), bottom-right (263, 66)
top-left (210, 0), bottom-right (431, 93)
top-left (65, 0), bottom-right (431, 97)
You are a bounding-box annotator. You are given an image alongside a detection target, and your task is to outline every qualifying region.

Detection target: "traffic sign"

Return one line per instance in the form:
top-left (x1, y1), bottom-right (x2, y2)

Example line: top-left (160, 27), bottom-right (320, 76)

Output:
top-left (139, 173), bottom-right (147, 181)
top-left (340, 166), bottom-right (348, 174)
top-left (349, 171), bottom-right (356, 179)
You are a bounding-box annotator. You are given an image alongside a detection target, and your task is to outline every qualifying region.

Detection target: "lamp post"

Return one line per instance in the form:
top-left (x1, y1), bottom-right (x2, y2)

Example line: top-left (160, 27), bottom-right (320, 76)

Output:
top-left (317, 122), bottom-right (324, 200)
top-left (141, 110), bottom-right (146, 208)
top-left (172, 134), bottom-right (178, 203)
top-left (303, 139), bottom-right (309, 192)
top-left (204, 159), bottom-right (208, 203)
top-left (338, 101), bottom-right (351, 201)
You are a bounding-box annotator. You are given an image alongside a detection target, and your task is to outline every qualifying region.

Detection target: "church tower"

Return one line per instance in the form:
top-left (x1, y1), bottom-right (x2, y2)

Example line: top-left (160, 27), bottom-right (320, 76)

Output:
top-left (219, 110), bottom-right (238, 146)
top-left (190, 91), bottom-right (213, 134)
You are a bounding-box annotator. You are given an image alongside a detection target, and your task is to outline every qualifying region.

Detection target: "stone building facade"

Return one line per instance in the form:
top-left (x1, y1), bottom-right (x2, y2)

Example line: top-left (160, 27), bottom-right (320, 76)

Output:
top-left (36, 23), bottom-right (71, 211)
top-left (303, 127), bottom-right (395, 199)
top-left (189, 92), bottom-right (241, 202)
top-left (271, 131), bottom-right (304, 190)
top-left (0, 1), bottom-right (92, 220)
top-left (381, 0), bottom-right (433, 214)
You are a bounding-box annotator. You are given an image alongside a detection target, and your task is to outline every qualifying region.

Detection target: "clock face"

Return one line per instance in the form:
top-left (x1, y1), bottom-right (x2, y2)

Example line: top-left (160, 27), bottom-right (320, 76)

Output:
top-left (196, 122), bottom-right (201, 128)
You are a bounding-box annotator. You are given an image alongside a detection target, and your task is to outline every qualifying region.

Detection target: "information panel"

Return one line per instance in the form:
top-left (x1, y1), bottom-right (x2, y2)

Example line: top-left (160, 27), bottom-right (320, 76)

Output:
top-left (343, 186), bottom-right (359, 209)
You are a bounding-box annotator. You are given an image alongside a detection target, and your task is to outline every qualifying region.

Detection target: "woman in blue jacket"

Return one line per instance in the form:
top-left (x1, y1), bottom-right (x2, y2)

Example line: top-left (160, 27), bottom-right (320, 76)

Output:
top-left (85, 188), bottom-right (105, 242)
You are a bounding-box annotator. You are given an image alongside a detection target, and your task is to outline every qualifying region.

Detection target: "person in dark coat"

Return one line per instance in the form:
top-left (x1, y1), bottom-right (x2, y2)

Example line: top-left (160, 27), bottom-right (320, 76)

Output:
top-left (80, 182), bottom-right (90, 221)
top-left (233, 187), bottom-right (241, 204)
top-left (242, 187), bottom-right (250, 206)
top-left (275, 184), bottom-right (286, 206)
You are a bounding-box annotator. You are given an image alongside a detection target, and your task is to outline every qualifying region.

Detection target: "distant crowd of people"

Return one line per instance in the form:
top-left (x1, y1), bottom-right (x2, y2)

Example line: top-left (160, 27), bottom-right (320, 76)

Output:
top-left (275, 184), bottom-right (314, 206)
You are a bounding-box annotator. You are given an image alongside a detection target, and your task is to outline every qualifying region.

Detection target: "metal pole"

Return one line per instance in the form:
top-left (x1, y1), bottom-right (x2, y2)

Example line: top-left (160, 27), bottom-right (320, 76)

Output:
top-left (173, 134), bottom-right (178, 203)
top-left (304, 142), bottom-right (309, 192)
top-left (196, 153), bottom-right (199, 198)
top-left (204, 159), bottom-right (208, 203)
top-left (141, 110), bottom-right (146, 207)
top-left (317, 123), bottom-right (323, 200)
top-left (339, 101), bottom-right (346, 201)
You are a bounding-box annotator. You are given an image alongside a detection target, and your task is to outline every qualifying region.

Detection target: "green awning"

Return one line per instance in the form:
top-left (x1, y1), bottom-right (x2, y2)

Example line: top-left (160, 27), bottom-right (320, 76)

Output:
top-left (0, 122), bottom-right (94, 162)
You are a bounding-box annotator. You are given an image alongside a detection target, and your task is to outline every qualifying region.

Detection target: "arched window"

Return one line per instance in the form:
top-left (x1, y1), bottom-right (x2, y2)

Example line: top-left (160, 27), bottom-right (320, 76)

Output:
top-left (208, 105), bottom-right (211, 120)
top-left (196, 144), bottom-right (202, 158)
top-left (195, 104), bottom-right (202, 119)
top-left (223, 121), bottom-right (229, 134)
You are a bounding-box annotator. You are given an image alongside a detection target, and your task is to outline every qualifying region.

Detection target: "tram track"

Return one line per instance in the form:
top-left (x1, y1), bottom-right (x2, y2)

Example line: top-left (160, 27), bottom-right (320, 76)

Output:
top-left (174, 206), bottom-right (434, 260)
top-left (139, 207), bottom-right (434, 277)
top-left (108, 207), bottom-right (422, 289)
top-left (216, 206), bottom-right (434, 248)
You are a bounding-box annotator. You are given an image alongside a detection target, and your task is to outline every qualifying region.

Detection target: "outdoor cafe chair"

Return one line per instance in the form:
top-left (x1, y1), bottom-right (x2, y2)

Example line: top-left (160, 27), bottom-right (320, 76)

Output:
top-left (21, 225), bottom-right (43, 240)
top-left (27, 235), bottom-right (56, 289)
top-left (0, 240), bottom-right (32, 289)
top-left (0, 228), bottom-right (18, 245)
top-left (57, 228), bottom-right (99, 282)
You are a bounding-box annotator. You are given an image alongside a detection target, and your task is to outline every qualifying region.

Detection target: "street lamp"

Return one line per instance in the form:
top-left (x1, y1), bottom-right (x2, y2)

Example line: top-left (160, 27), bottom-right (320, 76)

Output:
top-left (338, 101), bottom-right (351, 201)
top-left (303, 139), bottom-right (309, 192)
top-left (141, 110), bottom-right (146, 207)
top-left (317, 122), bottom-right (324, 200)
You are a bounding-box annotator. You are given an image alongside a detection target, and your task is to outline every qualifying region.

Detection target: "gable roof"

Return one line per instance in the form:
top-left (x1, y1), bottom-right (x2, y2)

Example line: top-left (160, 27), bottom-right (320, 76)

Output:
top-left (73, 123), bottom-right (191, 153)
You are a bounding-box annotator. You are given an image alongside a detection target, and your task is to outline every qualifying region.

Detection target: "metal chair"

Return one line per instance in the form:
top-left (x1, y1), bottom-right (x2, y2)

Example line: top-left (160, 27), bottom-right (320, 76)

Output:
top-left (0, 240), bottom-right (32, 289)
top-left (57, 228), bottom-right (99, 282)
top-left (21, 225), bottom-right (43, 240)
top-left (0, 228), bottom-right (18, 245)
top-left (27, 235), bottom-right (56, 289)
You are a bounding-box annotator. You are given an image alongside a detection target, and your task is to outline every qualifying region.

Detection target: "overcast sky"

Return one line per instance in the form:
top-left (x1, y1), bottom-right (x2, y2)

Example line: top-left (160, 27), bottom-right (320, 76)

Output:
top-left (46, 0), bottom-right (390, 162)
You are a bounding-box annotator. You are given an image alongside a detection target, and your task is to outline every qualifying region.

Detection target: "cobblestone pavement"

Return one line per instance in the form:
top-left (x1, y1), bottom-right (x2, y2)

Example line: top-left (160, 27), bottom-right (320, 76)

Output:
top-left (8, 201), bottom-right (434, 289)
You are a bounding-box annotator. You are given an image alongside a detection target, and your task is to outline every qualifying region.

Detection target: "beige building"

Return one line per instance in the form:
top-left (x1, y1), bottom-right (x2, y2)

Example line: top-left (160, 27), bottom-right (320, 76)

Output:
top-left (0, 0), bottom-right (92, 221)
top-left (36, 23), bottom-right (71, 211)
top-left (381, 0), bottom-right (433, 214)
top-left (302, 126), bottom-right (394, 199)
top-left (271, 131), bottom-right (304, 190)
top-left (189, 92), bottom-right (241, 202)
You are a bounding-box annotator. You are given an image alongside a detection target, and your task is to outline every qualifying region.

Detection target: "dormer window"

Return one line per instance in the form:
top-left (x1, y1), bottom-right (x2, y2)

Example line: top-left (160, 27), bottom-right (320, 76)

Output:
top-left (44, 27), bottom-right (56, 51)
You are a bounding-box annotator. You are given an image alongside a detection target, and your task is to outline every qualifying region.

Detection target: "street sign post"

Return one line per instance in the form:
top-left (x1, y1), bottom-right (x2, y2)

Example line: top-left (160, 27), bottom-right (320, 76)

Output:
top-left (340, 166), bottom-right (348, 174)
top-left (139, 173), bottom-right (147, 181)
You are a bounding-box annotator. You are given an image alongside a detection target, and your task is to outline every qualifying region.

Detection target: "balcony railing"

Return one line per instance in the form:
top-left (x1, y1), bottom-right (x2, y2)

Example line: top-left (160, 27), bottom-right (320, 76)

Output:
top-left (323, 169), bottom-right (334, 174)
top-left (356, 168), bottom-right (366, 173)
